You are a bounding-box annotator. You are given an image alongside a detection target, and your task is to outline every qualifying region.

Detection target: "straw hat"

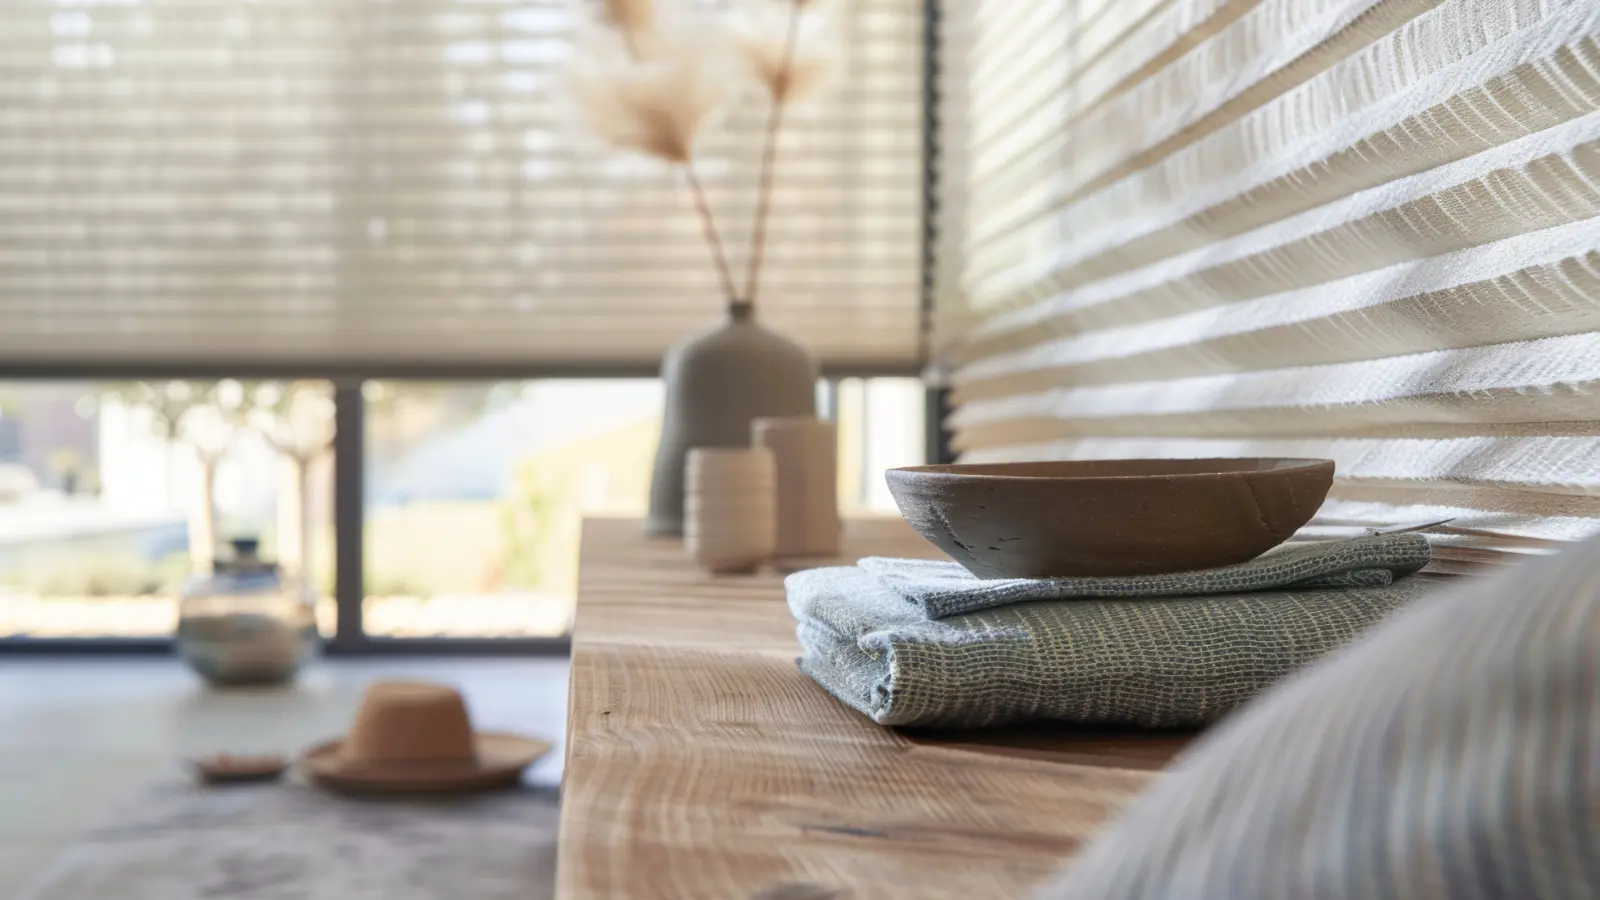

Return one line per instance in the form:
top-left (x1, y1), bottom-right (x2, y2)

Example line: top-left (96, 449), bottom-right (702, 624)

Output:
top-left (301, 680), bottom-right (551, 794)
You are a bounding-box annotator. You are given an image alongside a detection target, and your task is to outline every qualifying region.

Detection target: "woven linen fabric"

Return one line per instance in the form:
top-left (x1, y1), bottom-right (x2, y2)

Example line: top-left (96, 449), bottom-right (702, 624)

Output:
top-left (1036, 533), bottom-right (1600, 899)
top-left (857, 532), bottom-right (1429, 618)
top-left (787, 562), bottom-right (1435, 729)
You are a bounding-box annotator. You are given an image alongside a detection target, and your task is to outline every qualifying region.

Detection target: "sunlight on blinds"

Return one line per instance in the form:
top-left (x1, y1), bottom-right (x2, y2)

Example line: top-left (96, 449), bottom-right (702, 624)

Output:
top-left (937, 0), bottom-right (1600, 561)
top-left (0, 0), bottom-right (924, 370)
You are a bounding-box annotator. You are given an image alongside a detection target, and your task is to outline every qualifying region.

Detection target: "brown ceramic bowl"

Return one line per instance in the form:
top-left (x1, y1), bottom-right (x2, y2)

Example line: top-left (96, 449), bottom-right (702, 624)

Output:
top-left (885, 458), bottom-right (1334, 579)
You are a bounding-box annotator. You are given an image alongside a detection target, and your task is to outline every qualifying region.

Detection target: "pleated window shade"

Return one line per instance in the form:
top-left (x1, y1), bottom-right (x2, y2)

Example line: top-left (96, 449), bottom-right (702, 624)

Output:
top-left (0, 0), bottom-right (924, 372)
top-left (936, 0), bottom-right (1600, 558)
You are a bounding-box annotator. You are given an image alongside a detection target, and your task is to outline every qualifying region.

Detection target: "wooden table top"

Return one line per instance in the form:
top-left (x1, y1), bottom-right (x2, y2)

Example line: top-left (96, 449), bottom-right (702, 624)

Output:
top-left (558, 517), bottom-right (1193, 899)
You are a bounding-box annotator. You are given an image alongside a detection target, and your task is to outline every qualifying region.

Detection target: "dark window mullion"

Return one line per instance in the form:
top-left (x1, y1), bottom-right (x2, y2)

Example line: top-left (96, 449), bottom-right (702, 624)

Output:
top-left (332, 379), bottom-right (366, 649)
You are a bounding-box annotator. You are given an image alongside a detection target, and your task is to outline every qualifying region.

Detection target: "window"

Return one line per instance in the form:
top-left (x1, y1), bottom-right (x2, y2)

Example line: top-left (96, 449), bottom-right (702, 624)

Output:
top-left (0, 0), bottom-right (935, 648)
top-left (835, 377), bottom-right (926, 512)
top-left (3, 375), bottom-right (926, 646)
top-left (362, 380), bottom-right (662, 639)
top-left (0, 380), bottom-right (335, 640)
top-left (359, 376), bottom-right (924, 639)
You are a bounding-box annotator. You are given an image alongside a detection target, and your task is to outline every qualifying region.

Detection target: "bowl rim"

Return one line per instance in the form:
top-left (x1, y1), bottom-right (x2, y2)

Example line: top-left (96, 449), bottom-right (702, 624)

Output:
top-left (887, 457), bottom-right (1334, 482)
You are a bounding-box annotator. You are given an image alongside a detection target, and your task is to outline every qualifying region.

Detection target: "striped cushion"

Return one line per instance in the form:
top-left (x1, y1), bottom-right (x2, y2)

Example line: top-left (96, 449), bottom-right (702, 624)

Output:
top-left (1039, 535), bottom-right (1600, 899)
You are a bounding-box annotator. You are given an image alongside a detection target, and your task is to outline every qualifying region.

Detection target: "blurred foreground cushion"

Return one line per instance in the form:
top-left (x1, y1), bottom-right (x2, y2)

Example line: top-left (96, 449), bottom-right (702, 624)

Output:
top-left (1038, 533), bottom-right (1600, 899)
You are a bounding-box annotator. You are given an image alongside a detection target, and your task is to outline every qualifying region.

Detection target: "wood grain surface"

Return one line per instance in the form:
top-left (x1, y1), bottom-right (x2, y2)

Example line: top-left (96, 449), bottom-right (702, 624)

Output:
top-left (557, 518), bottom-right (1193, 899)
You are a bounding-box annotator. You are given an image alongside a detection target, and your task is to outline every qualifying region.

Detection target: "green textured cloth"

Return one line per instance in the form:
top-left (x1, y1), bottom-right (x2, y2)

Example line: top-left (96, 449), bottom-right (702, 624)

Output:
top-left (860, 533), bottom-right (1432, 617)
top-left (787, 536), bottom-right (1435, 729)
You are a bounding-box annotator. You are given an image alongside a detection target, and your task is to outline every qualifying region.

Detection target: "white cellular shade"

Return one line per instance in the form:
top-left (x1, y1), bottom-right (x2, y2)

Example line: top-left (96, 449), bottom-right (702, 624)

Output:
top-left (0, 0), bottom-right (925, 371)
top-left (937, 0), bottom-right (1600, 553)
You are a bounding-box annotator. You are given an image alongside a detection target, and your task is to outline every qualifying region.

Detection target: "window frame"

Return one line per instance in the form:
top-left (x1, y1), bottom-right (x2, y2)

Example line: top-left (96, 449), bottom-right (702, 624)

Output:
top-left (0, 367), bottom-right (937, 655)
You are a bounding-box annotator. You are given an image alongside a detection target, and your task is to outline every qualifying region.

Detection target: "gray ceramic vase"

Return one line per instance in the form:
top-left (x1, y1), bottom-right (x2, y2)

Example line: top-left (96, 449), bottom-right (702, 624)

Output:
top-left (647, 302), bottom-right (817, 536)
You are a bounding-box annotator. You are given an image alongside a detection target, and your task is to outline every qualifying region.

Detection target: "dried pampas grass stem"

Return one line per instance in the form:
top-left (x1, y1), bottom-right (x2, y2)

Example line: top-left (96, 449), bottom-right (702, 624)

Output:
top-left (684, 167), bottom-right (739, 306)
top-left (743, 0), bottom-right (803, 305)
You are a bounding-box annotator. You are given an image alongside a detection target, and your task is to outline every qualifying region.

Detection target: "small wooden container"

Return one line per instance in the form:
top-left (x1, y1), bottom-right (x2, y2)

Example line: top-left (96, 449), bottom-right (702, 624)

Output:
top-left (753, 417), bottom-right (841, 560)
top-left (191, 753), bottom-right (289, 786)
top-left (685, 448), bottom-right (776, 573)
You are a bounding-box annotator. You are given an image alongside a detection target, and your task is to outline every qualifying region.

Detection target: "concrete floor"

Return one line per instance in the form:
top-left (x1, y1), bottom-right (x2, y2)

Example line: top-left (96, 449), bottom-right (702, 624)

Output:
top-left (0, 655), bottom-right (569, 897)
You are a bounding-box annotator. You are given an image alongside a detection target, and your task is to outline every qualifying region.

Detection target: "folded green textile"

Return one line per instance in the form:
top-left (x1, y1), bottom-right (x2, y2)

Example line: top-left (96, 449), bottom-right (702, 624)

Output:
top-left (859, 533), bottom-right (1431, 618)
top-left (787, 537), bottom-right (1434, 729)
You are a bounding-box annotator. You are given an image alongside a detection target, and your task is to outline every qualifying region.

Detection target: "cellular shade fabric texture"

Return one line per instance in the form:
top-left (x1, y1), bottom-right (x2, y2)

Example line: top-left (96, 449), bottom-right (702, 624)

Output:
top-left (935, 0), bottom-right (1600, 550)
top-left (1, 0), bottom-right (924, 370)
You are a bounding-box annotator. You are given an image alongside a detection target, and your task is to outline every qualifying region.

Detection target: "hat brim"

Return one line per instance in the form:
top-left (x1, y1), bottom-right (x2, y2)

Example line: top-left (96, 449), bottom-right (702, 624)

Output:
top-left (300, 732), bottom-right (552, 795)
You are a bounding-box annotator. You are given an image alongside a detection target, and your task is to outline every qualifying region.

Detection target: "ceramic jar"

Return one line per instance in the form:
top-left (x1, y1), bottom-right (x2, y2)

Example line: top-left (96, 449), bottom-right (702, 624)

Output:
top-left (753, 417), bottom-right (840, 560)
top-left (684, 447), bottom-right (776, 573)
top-left (646, 302), bottom-right (817, 536)
top-left (176, 537), bottom-right (318, 686)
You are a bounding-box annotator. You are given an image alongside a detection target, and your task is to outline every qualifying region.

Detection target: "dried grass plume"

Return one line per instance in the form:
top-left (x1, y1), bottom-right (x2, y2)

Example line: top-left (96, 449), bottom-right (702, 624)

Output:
top-left (566, 36), bottom-right (726, 165)
top-left (601, 0), bottom-right (653, 35)
top-left (730, 6), bottom-right (835, 103)
top-left (567, 0), bottom-right (838, 305)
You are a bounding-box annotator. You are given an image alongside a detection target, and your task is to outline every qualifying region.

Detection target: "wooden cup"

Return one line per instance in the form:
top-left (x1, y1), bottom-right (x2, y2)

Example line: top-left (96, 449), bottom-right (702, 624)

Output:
top-left (753, 417), bottom-right (841, 560)
top-left (685, 447), bottom-right (776, 573)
